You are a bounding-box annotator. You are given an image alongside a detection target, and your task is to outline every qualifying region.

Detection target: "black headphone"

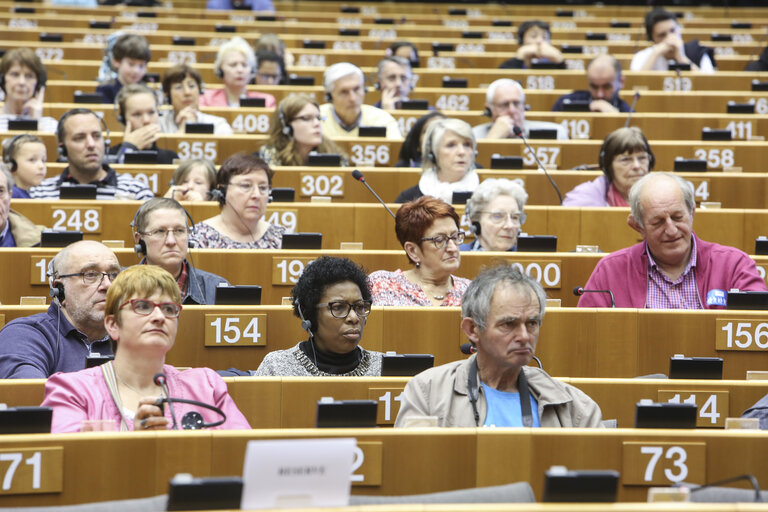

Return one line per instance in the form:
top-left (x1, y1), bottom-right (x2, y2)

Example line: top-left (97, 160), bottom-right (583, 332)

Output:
top-left (0, 66), bottom-right (47, 95)
top-left (209, 186), bottom-right (226, 206)
top-left (278, 104), bottom-right (292, 137)
top-left (130, 202), bottom-right (197, 256)
top-left (295, 298), bottom-right (313, 335)
top-left (57, 109), bottom-right (111, 161)
top-left (3, 134), bottom-right (25, 172)
top-left (47, 256), bottom-right (65, 303)
top-left (470, 221), bottom-right (482, 236)
top-left (482, 106), bottom-right (492, 117)
top-left (423, 129), bottom-right (436, 164)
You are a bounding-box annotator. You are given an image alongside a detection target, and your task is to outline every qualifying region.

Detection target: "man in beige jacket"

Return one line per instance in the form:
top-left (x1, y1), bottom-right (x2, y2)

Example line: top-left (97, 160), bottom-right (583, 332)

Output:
top-left (395, 264), bottom-right (602, 428)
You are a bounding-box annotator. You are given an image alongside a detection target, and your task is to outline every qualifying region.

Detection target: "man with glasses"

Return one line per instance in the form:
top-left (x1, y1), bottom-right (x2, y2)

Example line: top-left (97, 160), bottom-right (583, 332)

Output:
top-left (0, 240), bottom-right (121, 378)
top-left (473, 78), bottom-right (567, 140)
top-left (132, 198), bottom-right (227, 305)
top-left (578, 173), bottom-right (766, 309)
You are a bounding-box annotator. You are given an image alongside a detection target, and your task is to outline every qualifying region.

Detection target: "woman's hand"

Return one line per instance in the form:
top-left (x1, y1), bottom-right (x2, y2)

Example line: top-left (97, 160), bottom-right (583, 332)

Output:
top-left (174, 106), bottom-right (198, 132)
top-left (134, 397), bottom-right (169, 431)
top-left (164, 186), bottom-right (206, 202)
top-left (21, 86), bottom-right (44, 118)
top-left (122, 121), bottom-right (160, 150)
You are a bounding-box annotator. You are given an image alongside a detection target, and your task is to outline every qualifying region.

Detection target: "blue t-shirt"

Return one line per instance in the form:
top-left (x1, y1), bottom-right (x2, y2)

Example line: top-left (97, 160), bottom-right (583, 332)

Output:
top-left (481, 382), bottom-right (540, 427)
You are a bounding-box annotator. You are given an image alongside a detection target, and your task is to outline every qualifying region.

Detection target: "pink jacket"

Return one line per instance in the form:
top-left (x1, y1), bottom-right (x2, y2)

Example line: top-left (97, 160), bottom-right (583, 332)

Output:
top-left (562, 175), bottom-right (609, 207)
top-left (578, 233), bottom-right (767, 308)
top-left (42, 365), bottom-right (251, 433)
top-left (199, 88), bottom-right (276, 108)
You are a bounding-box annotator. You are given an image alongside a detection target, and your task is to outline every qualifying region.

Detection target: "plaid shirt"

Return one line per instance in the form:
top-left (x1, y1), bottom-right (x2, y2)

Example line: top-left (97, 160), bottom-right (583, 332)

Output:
top-left (646, 237), bottom-right (702, 309)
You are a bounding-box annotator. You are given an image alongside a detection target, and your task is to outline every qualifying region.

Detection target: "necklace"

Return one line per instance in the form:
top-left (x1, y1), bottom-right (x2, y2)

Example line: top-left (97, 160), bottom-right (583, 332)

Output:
top-left (115, 369), bottom-right (154, 396)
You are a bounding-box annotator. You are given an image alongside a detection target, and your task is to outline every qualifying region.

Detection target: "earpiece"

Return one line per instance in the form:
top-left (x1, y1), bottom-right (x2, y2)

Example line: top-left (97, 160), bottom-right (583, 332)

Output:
top-left (215, 67), bottom-right (223, 79)
top-left (471, 221), bottom-right (481, 236)
top-left (209, 187), bottom-right (226, 206)
top-left (47, 257), bottom-right (65, 303)
top-left (324, 92), bottom-right (332, 102)
top-left (482, 106), bottom-right (491, 117)
top-left (3, 134), bottom-right (24, 172)
top-left (423, 131), bottom-right (436, 164)
top-left (278, 105), bottom-right (292, 137)
top-left (295, 298), bottom-right (312, 333)
top-left (57, 144), bottom-right (67, 161)
top-left (130, 201), bottom-right (197, 256)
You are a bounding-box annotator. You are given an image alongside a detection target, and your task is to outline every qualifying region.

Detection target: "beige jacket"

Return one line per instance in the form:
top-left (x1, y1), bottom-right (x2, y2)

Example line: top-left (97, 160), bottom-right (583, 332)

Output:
top-left (394, 354), bottom-right (602, 428)
top-left (8, 209), bottom-right (44, 247)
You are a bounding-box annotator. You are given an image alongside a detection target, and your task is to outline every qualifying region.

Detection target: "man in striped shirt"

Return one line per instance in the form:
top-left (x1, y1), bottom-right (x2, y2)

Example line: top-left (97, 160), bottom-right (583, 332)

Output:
top-left (29, 108), bottom-right (153, 201)
top-left (578, 172), bottom-right (766, 309)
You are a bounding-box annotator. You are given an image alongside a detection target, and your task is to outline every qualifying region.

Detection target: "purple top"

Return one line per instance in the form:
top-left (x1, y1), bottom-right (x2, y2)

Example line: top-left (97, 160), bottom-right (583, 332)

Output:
top-left (368, 269), bottom-right (470, 306)
top-left (41, 364), bottom-right (251, 433)
top-left (562, 175), bottom-right (610, 207)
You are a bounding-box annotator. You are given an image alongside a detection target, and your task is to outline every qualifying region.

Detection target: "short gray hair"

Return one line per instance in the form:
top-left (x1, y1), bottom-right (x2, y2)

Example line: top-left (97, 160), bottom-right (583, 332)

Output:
top-left (421, 118), bottom-right (476, 173)
top-left (377, 56), bottom-right (411, 78)
top-left (0, 161), bottom-right (12, 193)
top-left (323, 62), bottom-right (364, 93)
top-left (629, 172), bottom-right (695, 228)
top-left (214, 37), bottom-right (256, 75)
top-left (462, 264), bottom-right (546, 331)
top-left (465, 178), bottom-right (528, 223)
top-left (486, 78), bottom-right (525, 105)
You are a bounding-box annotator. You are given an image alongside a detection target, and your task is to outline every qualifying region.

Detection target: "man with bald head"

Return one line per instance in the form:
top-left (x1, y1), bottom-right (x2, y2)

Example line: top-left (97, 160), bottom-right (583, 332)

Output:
top-left (578, 172), bottom-right (766, 308)
top-left (552, 54), bottom-right (633, 113)
top-left (0, 240), bottom-right (121, 378)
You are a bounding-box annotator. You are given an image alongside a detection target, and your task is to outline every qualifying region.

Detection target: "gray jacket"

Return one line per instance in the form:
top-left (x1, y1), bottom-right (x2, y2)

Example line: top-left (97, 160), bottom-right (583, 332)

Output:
top-left (184, 264), bottom-right (229, 305)
top-left (395, 354), bottom-right (602, 428)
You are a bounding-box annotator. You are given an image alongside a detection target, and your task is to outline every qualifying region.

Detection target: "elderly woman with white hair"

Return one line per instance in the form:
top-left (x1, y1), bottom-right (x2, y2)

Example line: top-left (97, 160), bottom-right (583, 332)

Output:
top-left (199, 37), bottom-right (276, 108)
top-left (460, 178), bottom-right (528, 252)
top-left (319, 62), bottom-right (401, 140)
top-left (395, 118), bottom-right (479, 203)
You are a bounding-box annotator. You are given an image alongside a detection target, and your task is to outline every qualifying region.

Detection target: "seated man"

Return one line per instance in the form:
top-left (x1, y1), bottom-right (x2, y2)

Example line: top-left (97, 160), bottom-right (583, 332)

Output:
top-left (499, 20), bottom-right (565, 69)
top-left (373, 56), bottom-right (413, 110)
top-left (112, 83), bottom-right (180, 164)
top-left (395, 265), bottom-right (602, 428)
top-left (0, 48), bottom-right (57, 132)
top-left (630, 9), bottom-right (715, 73)
top-left (0, 164), bottom-right (44, 246)
top-left (0, 241), bottom-right (120, 378)
top-left (473, 79), bottom-right (568, 140)
top-left (319, 62), bottom-right (402, 140)
top-left (552, 55), bottom-right (633, 113)
top-left (579, 172), bottom-right (766, 308)
top-left (30, 108), bottom-right (153, 200)
top-left (132, 197), bottom-right (228, 304)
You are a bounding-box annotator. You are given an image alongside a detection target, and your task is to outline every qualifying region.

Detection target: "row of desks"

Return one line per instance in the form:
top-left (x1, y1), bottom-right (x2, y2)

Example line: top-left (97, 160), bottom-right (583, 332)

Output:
top-left (3, 303), bottom-right (768, 379)
top-left (1, 428), bottom-right (768, 505)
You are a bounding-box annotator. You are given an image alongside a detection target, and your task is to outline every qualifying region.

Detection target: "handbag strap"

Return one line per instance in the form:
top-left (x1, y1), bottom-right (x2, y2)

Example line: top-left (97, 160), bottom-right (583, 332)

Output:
top-left (100, 361), bottom-right (131, 432)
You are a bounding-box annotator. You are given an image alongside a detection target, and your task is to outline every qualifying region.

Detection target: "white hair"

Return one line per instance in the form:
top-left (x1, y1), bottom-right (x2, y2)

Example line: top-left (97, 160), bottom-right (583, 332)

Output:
top-left (214, 36), bottom-right (256, 75)
top-left (421, 118), bottom-right (476, 174)
top-left (323, 62), bottom-right (364, 93)
top-left (485, 78), bottom-right (525, 105)
top-left (466, 178), bottom-right (528, 222)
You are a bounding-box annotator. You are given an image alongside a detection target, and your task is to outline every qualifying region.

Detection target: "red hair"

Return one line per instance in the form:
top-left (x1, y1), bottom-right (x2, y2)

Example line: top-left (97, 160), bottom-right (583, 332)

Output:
top-left (395, 196), bottom-right (460, 263)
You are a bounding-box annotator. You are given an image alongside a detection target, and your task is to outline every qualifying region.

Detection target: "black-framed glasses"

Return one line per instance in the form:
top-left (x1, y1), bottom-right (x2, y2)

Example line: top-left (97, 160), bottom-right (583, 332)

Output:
top-left (420, 231), bottom-right (465, 249)
top-left (140, 227), bottom-right (189, 240)
top-left (58, 270), bottom-right (120, 285)
top-left (481, 211), bottom-right (526, 225)
top-left (119, 299), bottom-right (183, 318)
top-left (316, 300), bottom-right (372, 319)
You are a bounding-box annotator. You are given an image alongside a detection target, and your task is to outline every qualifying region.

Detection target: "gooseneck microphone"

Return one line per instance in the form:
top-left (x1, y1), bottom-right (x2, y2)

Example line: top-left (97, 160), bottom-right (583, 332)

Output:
top-left (154, 373), bottom-right (227, 430)
top-left (460, 343), bottom-right (543, 368)
top-left (573, 286), bottom-right (616, 308)
top-left (512, 125), bottom-right (563, 205)
top-left (624, 91), bottom-right (641, 128)
top-left (351, 169), bottom-right (397, 220)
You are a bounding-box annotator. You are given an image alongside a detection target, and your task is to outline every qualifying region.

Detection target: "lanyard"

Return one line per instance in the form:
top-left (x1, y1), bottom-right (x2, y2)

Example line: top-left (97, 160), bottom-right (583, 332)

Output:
top-left (468, 358), bottom-right (533, 427)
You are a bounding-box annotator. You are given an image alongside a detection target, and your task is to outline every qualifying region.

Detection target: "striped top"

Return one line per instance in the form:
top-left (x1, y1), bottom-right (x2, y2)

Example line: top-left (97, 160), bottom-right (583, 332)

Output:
top-left (29, 166), bottom-right (154, 201)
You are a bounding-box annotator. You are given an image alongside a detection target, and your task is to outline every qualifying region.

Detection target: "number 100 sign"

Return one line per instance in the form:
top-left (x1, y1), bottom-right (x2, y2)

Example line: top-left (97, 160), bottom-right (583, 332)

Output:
top-left (204, 314), bottom-right (266, 346)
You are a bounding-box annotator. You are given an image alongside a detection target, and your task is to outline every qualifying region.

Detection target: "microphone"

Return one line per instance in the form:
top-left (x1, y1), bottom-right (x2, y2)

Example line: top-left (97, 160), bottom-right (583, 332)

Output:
top-left (512, 125), bottom-right (562, 205)
top-left (624, 91), bottom-right (641, 128)
top-left (154, 373), bottom-right (179, 430)
top-left (573, 286), bottom-right (616, 308)
top-left (681, 474), bottom-right (762, 502)
top-left (351, 169), bottom-right (397, 220)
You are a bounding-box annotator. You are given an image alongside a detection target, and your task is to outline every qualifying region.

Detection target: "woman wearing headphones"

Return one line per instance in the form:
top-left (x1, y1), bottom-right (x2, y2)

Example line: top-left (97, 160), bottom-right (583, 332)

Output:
top-left (5, 134), bottom-right (47, 198)
top-left (199, 37), bottom-right (276, 108)
top-left (394, 118), bottom-right (479, 203)
top-left (258, 94), bottom-right (346, 166)
top-left (160, 65), bottom-right (233, 135)
top-left (562, 127), bottom-right (654, 207)
top-left (460, 179), bottom-right (528, 252)
top-left (0, 48), bottom-right (57, 132)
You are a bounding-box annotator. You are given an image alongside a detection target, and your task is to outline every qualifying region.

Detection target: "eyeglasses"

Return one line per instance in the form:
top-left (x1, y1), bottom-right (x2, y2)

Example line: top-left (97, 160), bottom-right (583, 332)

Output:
top-left (317, 300), bottom-right (372, 319)
top-left (292, 114), bottom-right (324, 123)
top-left (615, 153), bottom-right (650, 166)
top-left (119, 298), bottom-right (182, 318)
top-left (230, 181), bottom-right (270, 195)
top-left (421, 231), bottom-right (465, 249)
top-left (58, 270), bottom-right (120, 285)
top-left (492, 100), bottom-right (523, 110)
top-left (481, 211), bottom-right (526, 225)
top-left (141, 227), bottom-right (188, 240)
top-left (257, 73), bottom-right (281, 82)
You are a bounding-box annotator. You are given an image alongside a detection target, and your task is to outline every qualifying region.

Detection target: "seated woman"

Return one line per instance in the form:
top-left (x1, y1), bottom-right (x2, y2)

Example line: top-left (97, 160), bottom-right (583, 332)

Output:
top-left (254, 256), bottom-right (382, 376)
top-left (160, 65), bottom-right (233, 135)
top-left (461, 178), bottom-right (528, 252)
top-left (258, 94), bottom-right (347, 166)
top-left (163, 158), bottom-right (217, 202)
top-left (394, 112), bottom-right (445, 168)
top-left (5, 134), bottom-right (47, 198)
top-left (41, 265), bottom-right (250, 432)
top-left (194, 153), bottom-right (285, 249)
top-left (199, 37), bottom-right (276, 108)
top-left (369, 196), bottom-right (470, 306)
top-left (562, 127), bottom-right (655, 207)
top-left (395, 118), bottom-right (479, 203)
top-left (0, 49), bottom-right (57, 132)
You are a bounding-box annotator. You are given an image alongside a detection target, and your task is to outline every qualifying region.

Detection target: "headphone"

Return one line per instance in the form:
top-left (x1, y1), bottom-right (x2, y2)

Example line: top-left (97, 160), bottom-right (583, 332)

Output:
top-left (3, 134), bottom-right (25, 172)
top-left (47, 256), bottom-right (65, 304)
top-left (423, 129), bottom-right (436, 164)
top-left (278, 104), bottom-right (292, 137)
top-left (209, 186), bottom-right (226, 206)
top-left (295, 298), bottom-right (313, 336)
top-left (130, 203), bottom-right (197, 256)
top-left (0, 66), bottom-right (47, 95)
top-left (57, 109), bottom-right (111, 161)
top-left (470, 221), bottom-right (482, 236)
top-left (598, 134), bottom-right (656, 179)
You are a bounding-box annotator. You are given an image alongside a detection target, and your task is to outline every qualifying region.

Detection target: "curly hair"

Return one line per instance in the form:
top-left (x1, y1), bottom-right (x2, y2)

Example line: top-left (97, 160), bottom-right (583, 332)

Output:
top-left (291, 256), bottom-right (371, 334)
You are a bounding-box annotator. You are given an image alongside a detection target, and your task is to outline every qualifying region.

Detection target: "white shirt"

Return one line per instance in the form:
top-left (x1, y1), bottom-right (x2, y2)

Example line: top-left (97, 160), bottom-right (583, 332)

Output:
top-left (630, 45), bottom-right (715, 73)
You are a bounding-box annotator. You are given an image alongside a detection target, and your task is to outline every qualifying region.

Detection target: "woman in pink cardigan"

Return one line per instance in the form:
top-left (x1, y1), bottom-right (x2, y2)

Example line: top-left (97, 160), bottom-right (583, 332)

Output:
top-left (199, 36), bottom-right (276, 108)
top-left (41, 265), bottom-right (251, 433)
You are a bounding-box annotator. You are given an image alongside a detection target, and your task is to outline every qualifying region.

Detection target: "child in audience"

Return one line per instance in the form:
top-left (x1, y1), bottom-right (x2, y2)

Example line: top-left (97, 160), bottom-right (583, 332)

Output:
top-left (97, 34), bottom-right (151, 104)
top-left (4, 134), bottom-right (47, 198)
